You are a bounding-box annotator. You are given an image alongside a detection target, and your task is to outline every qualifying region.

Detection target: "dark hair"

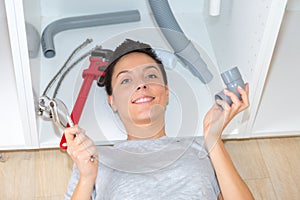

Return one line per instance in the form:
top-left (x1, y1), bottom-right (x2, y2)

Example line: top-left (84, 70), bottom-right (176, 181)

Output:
top-left (98, 39), bottom-right (168, 95)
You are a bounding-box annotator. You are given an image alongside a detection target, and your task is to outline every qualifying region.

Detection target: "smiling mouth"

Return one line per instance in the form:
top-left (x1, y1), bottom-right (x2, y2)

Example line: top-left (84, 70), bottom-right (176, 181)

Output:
top-left (132, 96), bottom-right (155, 104)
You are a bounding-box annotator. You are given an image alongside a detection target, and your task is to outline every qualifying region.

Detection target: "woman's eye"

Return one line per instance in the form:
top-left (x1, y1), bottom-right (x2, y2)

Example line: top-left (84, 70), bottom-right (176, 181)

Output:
top-left (147, 74), bottom-right (158, 79)
top-left (121, 78), bottom-right (131, 84)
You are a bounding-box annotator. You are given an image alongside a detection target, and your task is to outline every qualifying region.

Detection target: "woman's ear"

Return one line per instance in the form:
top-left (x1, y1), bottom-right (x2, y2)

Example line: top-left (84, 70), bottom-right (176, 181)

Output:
top-left (108, 95), bottom-right (117, 112)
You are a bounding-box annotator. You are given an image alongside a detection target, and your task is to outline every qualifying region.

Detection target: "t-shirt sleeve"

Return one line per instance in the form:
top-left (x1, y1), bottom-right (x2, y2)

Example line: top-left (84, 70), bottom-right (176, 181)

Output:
top-left (64, 164), bottom-right (96, 200)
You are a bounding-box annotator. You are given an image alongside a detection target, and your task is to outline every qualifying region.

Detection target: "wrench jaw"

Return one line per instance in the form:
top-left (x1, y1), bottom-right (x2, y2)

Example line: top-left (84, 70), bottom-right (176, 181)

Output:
top-left (39, 97), bottom-right (74, 132)
top-left (49, 99), bottom-right (75, 131)
top-left (49, 100), bottom-right (66, 130)
top-left (91, 47), bottom-right (113, 61)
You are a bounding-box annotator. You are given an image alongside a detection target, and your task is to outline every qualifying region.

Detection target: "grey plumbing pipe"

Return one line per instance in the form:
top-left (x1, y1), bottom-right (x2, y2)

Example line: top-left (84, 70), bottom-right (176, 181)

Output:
top-left (148, 0), bottom-right (213, 83)
top-left (215, 67), bottom-right (245, 109)
top-left (25, 22), bottom-right (40, 58)
top-left (41, 10), bottom-right (140, 58)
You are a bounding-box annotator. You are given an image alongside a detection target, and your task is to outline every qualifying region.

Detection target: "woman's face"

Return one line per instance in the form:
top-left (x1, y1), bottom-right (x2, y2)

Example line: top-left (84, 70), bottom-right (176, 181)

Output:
top-left (108, 52), bottom-right (169, 128)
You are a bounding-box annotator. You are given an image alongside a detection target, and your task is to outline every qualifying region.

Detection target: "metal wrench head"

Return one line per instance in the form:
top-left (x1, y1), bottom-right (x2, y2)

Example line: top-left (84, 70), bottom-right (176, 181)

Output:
top-left (49, 98), bottom-right (74, 131)
top-left (91, 47), bottom-right (113, 61)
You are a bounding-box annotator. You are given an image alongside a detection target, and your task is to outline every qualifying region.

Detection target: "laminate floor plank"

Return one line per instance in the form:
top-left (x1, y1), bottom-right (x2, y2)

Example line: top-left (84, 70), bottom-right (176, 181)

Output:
top-left (1, 136), bottom-right (300, 199)
top-left (258, 137), bottom-right (300, 200)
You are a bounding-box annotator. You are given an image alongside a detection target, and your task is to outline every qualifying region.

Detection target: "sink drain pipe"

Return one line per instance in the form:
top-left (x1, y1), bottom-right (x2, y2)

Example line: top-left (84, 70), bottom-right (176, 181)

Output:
top-left (41, 10), bottom-right (140, 58)
top-left (148, 0), bottom-right (213, 83)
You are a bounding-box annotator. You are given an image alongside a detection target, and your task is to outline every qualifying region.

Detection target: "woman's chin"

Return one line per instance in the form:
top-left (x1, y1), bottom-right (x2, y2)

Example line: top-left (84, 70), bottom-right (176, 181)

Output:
top-left (134, 104), bottom-right (165, 122)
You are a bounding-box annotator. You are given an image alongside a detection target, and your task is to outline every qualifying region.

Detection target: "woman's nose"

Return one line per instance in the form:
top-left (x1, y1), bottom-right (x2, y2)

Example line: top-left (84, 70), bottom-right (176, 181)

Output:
top-left (136, 84), bottom-right (147, 90)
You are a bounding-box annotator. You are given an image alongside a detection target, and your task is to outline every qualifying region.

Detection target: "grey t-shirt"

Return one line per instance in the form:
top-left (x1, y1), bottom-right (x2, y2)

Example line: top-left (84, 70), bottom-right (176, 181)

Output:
top-left (65, 136), bottom-right (220, 199)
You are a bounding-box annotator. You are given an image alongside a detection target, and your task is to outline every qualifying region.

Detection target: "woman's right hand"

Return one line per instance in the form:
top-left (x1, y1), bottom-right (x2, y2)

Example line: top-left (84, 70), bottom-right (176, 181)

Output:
top-left (64, 125), bottom-right (98, 180)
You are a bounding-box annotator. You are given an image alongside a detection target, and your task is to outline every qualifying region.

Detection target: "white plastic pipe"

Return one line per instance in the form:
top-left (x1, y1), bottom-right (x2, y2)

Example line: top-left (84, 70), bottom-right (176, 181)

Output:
top-left (209, 0), bottom-right (221, 16)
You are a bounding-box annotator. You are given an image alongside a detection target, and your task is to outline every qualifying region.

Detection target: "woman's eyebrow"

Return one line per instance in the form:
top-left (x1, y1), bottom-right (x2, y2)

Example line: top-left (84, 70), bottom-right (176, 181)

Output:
top-left (116, 65), bottom-right (159, 78)
top-left (116, 70), bottom-right (130, 78)
top-left (143, 65), bottom-right (159, 72)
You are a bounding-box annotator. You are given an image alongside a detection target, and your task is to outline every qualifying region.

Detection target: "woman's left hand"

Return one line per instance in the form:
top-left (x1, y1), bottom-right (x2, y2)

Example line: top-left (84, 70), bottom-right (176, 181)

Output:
top-left (203, 83), bottom-right (249, 149)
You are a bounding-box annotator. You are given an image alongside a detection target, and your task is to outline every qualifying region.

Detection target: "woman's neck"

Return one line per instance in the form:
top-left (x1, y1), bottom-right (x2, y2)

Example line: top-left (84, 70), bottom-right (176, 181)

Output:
top-left (126, 126), bottom-right (166, 140)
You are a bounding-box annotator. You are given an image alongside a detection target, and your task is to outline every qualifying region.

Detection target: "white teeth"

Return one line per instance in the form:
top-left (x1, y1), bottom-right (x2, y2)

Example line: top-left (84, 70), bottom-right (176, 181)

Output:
top-left (134, 97), bottom-right (153, 103)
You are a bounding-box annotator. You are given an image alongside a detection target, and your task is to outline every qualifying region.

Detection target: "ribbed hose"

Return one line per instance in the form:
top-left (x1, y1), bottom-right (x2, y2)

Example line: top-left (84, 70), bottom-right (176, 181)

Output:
top-left (41, 10), bottom-right (140, 58)
top-left (148, 0), bottom-right (213, 83)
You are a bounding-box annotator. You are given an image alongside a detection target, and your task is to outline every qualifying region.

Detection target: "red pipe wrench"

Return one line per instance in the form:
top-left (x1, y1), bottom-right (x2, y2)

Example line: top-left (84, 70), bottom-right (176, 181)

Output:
top-left (60, 48), bottom-right (112, 150)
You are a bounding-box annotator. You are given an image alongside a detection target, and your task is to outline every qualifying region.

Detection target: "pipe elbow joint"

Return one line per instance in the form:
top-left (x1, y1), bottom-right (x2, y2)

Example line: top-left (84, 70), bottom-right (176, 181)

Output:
top-left (41, 10), bottom-right (141, 58)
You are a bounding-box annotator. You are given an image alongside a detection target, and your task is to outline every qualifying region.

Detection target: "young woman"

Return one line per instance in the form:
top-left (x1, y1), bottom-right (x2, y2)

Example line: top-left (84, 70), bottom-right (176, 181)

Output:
top-left (64, 39), bottom-right (254, 200)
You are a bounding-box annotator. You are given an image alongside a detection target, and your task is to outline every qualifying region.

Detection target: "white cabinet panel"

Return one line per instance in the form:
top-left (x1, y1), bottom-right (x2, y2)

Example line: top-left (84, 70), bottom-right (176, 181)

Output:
top-left (3, 0), bottom-right (39, 149)
top-left (252, 5), bottom-right (300, 137)
top-left (0, 0), bottom-right (25, 149)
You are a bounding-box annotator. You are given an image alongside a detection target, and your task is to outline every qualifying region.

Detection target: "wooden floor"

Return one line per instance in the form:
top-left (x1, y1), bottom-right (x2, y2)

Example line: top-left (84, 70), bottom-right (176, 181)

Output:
top-left (1, 136), bottom-right (300, 200)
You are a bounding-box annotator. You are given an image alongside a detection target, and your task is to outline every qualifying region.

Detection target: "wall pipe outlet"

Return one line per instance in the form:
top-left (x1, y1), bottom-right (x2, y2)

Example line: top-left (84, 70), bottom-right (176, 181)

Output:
top-left (41, 10), bottom-right (141, 58)
top-left (148, 0), bottom-right (213, 84)
top-left (209, 0), bottom-right (221, 16)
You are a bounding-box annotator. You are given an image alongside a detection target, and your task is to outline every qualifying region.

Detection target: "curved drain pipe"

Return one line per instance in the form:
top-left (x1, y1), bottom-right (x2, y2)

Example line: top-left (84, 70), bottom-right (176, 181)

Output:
top-left (148, 0), bottom-right (213, 84)
top-left (41, 10), bottom-right (141, 58)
